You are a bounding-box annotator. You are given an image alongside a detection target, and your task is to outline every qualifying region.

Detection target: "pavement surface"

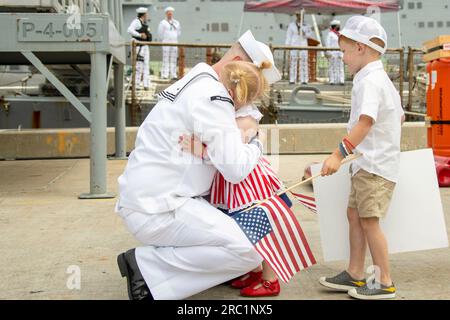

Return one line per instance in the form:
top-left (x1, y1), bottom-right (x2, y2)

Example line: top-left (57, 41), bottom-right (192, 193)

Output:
top-left (0, 155), bottom-right (449, 300)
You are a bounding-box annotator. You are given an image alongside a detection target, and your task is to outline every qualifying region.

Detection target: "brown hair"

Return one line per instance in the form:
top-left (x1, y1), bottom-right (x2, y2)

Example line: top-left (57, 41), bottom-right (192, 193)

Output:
top-left (221, 60), bottom-right (271, 106)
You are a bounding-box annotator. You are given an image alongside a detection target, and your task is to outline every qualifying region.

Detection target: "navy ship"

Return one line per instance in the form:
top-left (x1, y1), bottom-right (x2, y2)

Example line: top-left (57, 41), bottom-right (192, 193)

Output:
top-left (0, 0), bottom-right (448, 128)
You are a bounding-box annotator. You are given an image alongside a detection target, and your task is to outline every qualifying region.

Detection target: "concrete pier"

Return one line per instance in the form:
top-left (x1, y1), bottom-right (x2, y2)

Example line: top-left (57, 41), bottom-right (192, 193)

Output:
top-left (0, 155), bottom-right (448, 299)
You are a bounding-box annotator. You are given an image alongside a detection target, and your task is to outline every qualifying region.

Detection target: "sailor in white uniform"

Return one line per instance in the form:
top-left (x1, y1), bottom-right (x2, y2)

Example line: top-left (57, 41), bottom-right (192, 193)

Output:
top-left (326, 20), bottom-right (345, 85)
top-left (127, 7), bottom-right (152, 89)
top-left (158, 6), bottom-right (181, 79)
top-left (115, 30), bottom-right (281, 300)
top-left (285, 12), bottom-right (314, 84)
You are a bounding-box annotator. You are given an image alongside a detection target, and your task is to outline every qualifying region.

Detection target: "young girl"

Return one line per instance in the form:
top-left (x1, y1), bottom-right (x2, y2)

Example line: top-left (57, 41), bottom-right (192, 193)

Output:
top-left (180, 60), bottom-right (292, 297)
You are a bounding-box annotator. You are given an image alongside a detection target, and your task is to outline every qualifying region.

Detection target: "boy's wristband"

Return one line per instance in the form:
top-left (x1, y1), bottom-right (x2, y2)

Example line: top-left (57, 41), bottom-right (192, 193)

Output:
top-left (338, 142), bottom-right (348, 158)
top-left (341, 140), bottom-right (351, 156)
top-left (343, 138), bottom-right (355, 151)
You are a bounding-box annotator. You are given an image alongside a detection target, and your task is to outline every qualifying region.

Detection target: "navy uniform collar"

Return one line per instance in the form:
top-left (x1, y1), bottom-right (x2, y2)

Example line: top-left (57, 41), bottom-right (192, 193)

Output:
top-left (157, 63), bottom-right (219, 103)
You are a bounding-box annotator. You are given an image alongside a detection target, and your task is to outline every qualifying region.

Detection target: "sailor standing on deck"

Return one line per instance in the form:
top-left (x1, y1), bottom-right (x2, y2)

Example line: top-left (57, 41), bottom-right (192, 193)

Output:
top-left (158, 6), bottom-right (181, 80)
top-left (127, 7), bottom-right (152, 90)
top-left (326, 20), bottom-right (345, 85)
top-left (285, 11), bottom-right (314, 84)
top-left (115, 30), bottom-right (281, 300)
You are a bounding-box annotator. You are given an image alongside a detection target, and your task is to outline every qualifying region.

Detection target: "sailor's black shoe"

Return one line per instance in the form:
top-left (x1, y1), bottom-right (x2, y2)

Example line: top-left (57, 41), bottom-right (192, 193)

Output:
top-left (117, 249), bottom-right (153, 300)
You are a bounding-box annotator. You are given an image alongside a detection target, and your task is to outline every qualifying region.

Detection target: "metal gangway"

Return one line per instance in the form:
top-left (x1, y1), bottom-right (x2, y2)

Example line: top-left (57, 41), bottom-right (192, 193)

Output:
top-left (0, 0), bottom-right (127, 199)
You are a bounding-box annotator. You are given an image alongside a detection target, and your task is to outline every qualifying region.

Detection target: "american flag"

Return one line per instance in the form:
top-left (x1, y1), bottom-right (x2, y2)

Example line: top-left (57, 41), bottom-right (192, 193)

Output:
top-left (232, 195), bottom-right (316, 283)
top-left (290, 191), bottom-right (317, 214)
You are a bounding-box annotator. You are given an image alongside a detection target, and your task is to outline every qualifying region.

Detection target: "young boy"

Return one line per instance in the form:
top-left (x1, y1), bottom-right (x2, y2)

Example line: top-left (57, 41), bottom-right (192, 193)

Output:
top-left (318, 16), bottom-right (404, 300)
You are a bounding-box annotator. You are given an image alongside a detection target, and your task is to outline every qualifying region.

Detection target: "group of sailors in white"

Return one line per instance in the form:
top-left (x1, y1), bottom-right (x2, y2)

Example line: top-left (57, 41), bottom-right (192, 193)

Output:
top-left (127, 6), bottom-right (181, 89)
top-left (286, 12), bottom-right (345, 85)
top-left (128, 8), bottom-right (345, 89)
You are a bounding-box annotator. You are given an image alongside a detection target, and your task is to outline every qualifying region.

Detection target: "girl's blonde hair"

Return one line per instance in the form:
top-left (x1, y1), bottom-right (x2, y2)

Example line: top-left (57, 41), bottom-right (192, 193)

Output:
top-left (221, 60), bottom-right (272, 106)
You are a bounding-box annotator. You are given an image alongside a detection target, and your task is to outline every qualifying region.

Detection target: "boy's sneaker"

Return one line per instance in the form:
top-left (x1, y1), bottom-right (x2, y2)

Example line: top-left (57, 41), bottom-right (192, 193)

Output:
top-left (319, 271), bottom-right (366, 292)
top-left (348, 282), bottom-right (396, 300)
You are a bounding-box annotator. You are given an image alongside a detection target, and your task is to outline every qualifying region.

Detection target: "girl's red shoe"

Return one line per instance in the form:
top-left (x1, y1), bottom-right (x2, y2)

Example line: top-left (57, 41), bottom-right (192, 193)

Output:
top-left (230, 271), bottom-right (263, 289)
top-left (240, 279), bottom-right (280, 297)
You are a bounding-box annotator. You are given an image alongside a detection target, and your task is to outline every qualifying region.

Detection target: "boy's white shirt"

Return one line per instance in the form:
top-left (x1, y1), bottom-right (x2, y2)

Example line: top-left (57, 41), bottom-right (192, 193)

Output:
top-left (348, 60), bottom-right (404, 183)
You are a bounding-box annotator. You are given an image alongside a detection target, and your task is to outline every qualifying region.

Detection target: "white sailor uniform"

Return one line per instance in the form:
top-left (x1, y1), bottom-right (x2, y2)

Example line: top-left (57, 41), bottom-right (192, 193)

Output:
top-left (326, 30), bottom-right (345, 85)
top-left (210, 105), bottom-right (286, 213)
top-left (128, 18), bottom-right (151, 88)
top-left (286, 21), bottom-right (314, 84)
top-left (158, 18), bottom-right (181, 79)
top-left (116, 62), bottom-right (263, 300)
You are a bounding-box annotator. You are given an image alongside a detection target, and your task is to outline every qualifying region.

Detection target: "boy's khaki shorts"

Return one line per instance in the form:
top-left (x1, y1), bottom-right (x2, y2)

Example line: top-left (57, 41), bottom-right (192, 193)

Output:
top-left (348, 169), bottom-right (396, 218)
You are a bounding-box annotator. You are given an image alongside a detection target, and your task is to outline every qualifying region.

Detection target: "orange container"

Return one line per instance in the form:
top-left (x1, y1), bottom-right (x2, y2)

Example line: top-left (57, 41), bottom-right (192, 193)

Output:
top-left (426, 62), bottom-right (433, 148)
top-left (428, 58), bottom-right (450, 157)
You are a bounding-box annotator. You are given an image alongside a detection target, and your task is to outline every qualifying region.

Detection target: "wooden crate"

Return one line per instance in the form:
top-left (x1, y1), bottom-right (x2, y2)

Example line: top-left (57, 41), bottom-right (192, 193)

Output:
top-left (423, 35), bottom-right (450, 62)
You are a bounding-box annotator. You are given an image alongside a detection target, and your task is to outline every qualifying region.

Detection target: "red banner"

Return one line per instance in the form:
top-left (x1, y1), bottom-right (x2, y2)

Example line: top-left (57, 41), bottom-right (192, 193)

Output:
top-left (244, 0), bottom-right (400, 14)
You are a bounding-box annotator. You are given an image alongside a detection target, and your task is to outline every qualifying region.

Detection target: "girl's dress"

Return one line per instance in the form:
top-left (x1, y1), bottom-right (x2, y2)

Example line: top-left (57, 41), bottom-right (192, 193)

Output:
top-left (209, 105), bottom-right (292, 215)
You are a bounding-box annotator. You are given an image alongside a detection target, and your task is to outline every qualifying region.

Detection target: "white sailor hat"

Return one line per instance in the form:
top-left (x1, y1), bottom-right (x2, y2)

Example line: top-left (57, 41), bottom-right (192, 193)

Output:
top-left (340, 16), bottom-right (387, 54)
top-left (238, 30), bottom-right (281, 84)
top-left (165, 6), bottom-right (175, 13)
top-left (136, 7), bottom-right (148, 14)
top-left (330, 20), bottom-right (341, 26)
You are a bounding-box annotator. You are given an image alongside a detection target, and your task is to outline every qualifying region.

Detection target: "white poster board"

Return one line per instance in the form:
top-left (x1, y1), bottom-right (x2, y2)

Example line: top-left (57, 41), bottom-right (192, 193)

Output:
top-left (311, 149), bottom-right (449, 262)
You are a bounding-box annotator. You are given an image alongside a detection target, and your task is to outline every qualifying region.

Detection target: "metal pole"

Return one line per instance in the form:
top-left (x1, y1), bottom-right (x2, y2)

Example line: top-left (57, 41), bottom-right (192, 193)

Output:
top-left (179, 46), bottom-right (185, 78)
top-left (113, 62), bottom-right (127, 159)
top-left (407, 46), bottom-right (414, 112)
top-left (130, 40), bottom-right (137, 125)
top-left (399, 48), bottom-right (404, 106)
top-left (115, 0), bottom-right (122, 33)
top-left (79, 52), bottom-right (115, 199)
top-left (100, 0), bottom-right (108, 14)
top-left (236, 4), bottom-right (245, 38)
top-left (396, 11), bottom-right (403, 48)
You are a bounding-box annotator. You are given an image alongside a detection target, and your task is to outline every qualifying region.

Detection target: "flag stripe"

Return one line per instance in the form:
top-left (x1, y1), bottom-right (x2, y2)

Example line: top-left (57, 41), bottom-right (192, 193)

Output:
top-left (271, 197), bottom-right (313, 268)
top-left (261, 202), bottom-right (300, 275)
top-left (298, 200), bottom-right (316, 209)
top-left (264, 234), bottom-right (294, 282)
top-left (209, 157), bottom-right (284, 211)
top-left (276, 196), bottom-right (317, 265)
top-left (297, 200), bottom-right (317, 211)
top-left (255, 166), bottom-right (270, 198)
top-left (264, 224), bottom-right (296, 277)
top-left (250, 170), bottom-right (266, 199)
top-left (290, 191), bottom-right (317, 213)
top-left (254, 245), bottom-right (287, 282)
top-left (265, 236), bottom-right (290, 283)
top-left (290, 191), bottom-right (315, 202)
top-left (256, 238), bottom-right (289, 282)
top-left (263, 199), bottom-right (307, 270)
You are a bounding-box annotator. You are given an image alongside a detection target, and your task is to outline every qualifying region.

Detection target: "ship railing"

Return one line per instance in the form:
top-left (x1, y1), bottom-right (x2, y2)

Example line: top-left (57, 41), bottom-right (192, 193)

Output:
top-left (128, 40), bottom-right (424, 124)
top-left (405, 48), bottom-right (427, 118)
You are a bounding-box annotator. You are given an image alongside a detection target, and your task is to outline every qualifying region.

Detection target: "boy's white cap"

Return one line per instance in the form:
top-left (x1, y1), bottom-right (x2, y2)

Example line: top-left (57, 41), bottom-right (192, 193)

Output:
top-left (340, 16), bottom-right (387, 54)
top-left (238, 30), bottom-right (281, 84)
top-left (165, 6), bottom-right (175, 13)
top-left (330, 20), bottom-right (341, 26)
top-left (136, 7), bottom-right (148, 14)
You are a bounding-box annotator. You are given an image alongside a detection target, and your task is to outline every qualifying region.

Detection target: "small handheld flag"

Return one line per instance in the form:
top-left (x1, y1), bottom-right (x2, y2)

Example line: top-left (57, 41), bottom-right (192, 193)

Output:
top-left (232, 195), bottom-right (316, 282)
top-left (290, 191), bottom-right (317, 214)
